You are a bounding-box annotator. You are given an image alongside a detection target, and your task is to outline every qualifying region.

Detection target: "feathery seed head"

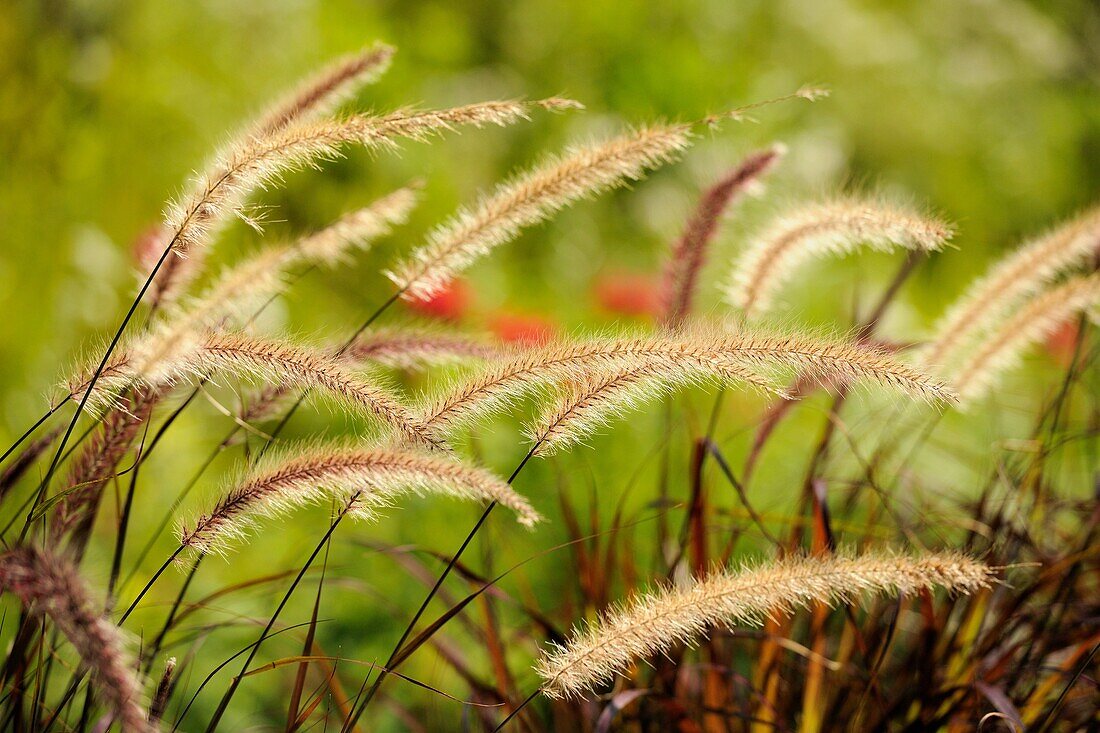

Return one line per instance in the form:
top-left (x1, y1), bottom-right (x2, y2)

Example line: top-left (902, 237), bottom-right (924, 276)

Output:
top-left (536, 551), bottom-right (994, 699)
top-left (526, 361), bottom-right (784, 457)
top-left (0, 547), bottom-right (155, 732)
top-left (347, 325), bottom-right (500, 370)
top-left (952, 273), bottom-right (1100, 405)
top-left (923, 206), bottom-right (1100, 372)
top-left (179, 443), bottom-right (540, 555)
top-left (64, 350), bottom-right (132, 412)
top-left (188, 333), bottom-right (433, 445)
top-left (71, 332), bottom-right (431, 445)
top-left (421, 324), bottom-right (954, 444)
top-left (661, 145), bottom-right (785, 330)
top-left (51, 387), bottom-right (162, 542)
top-left (112, 184), bottom-right (421, 396)
top-left (250, 43), bottom-right (396, 137)
top-left (386, 124), bottom-right (690, 301)
top-left (296, 185), bottom-right (419, 266)
top-left (153, 99), bottom-right (568, 307)
top-left (726, 197), bottom-right (953, 320)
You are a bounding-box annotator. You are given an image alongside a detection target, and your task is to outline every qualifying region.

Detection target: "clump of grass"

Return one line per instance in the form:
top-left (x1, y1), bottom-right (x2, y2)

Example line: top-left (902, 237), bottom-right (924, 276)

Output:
top-left (0, 43), bottom-right (1093, 733)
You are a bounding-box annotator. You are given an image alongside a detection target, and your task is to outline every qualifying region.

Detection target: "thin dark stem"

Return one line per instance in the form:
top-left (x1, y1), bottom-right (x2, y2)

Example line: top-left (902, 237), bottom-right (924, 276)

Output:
top-left (141, 384), bottom-right (202, 457)
top-left (0, 415), bottom-right (108, 543)
top-left (339, 287), bottom-right (407, 356)
top-left (351, 446), bottom-right (537, 719)
top-left (142, 556), bottom-right (203, 677)
top-left (38, 665), bottom-right (83, 733)
top-left (492, 688), bottom-right (541, 732)
top-left (107, 419), bottom-right (152, 606)
top-left (28, 241), bottom-right (179, 535)
top-left (705, 439), bottom-right (782, 548)
top-left (1035, 641), bottom-right (1099, 733)
top-left (119, 545), bottom-right (185, 624)
top-left (173, 622), bottom-right (315, 732)
top-left (123, 427), bottom-right (231, 587)
top-left (203, 501), bottom-right (354, 731)
top-left (0, 402), bottom-right (62, 467)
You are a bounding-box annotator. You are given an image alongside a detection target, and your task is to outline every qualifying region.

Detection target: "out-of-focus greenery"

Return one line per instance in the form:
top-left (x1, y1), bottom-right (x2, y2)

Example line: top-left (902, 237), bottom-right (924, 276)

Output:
top-left (4, 0), bottom-right (1100, 405)
top-left (1, 1), bottom-right (1098, 728)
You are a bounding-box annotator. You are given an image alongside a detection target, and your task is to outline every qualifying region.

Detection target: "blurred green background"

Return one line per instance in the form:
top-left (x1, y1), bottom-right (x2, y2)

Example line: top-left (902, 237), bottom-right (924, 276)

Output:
top-left (2, 0), bottom-right (1099, 728)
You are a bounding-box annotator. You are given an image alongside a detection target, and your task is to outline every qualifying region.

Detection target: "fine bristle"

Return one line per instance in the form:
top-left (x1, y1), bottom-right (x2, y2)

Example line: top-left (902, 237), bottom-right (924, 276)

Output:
top-left (923, 206), bottom-right (1100, 372)
top-left (726, 197), bottom-right (953, 320)
top-left (179, 443), bottom-right (540, 555)
top-left (952, 273), bottom-right (1100, 405)
top-left (385, 125), bottom-right (690, 301)
top-left (150, 99), bottom-right (569, 308)
top-left (421, 324), bottom-right (954, 443)
top-left (536, 551), bottom-right (994, 700)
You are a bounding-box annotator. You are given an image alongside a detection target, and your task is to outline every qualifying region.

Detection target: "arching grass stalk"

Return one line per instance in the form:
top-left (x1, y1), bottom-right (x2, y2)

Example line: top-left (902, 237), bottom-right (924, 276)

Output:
top-left (0, 401), bottom-right (64, 467)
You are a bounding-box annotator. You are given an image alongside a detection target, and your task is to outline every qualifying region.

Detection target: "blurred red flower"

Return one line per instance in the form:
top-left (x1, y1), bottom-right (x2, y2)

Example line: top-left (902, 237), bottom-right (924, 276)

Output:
top-left (1045, 319), bottom-right (1081, 367)
top-left (131, 224), bottom-right (167, 271)
top-left (405, 279), bottom-right (472, 321)
top-left (593, 271), bottom-right (661, 319)
top-left (489, 312), bottom-right (557, 346)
